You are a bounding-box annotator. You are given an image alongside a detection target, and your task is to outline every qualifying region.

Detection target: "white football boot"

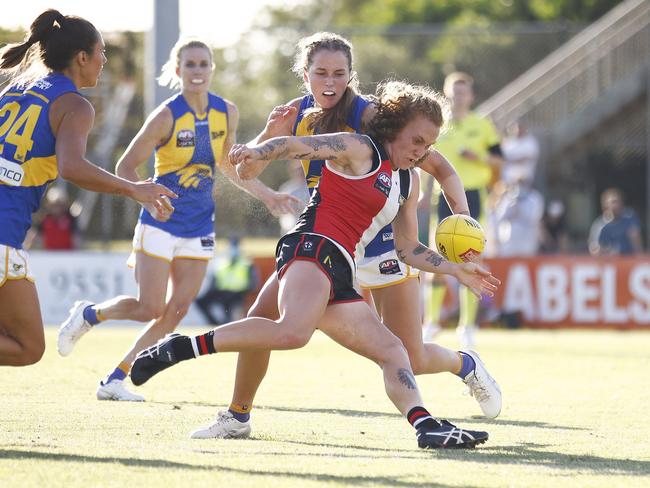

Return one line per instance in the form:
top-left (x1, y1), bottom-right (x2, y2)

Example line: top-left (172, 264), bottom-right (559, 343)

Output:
top-left (190, 410), bottom-right (251, 439)
top-left (57, 300), bottom-right (94, 356)
top-left (461, 350), bottom-right (502, 419)
top-left (96, 380), bottom-right (145, 402)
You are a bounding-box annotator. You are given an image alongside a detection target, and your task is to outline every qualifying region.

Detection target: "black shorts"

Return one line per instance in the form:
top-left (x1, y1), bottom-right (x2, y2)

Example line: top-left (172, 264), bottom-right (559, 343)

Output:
top-left (276, 233), bottom-right (363, 304)
top-left (438, 188), bottom-right (482, 221)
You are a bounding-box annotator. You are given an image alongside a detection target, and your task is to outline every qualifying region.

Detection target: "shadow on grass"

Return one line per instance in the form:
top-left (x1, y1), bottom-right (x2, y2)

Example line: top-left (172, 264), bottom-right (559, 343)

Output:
top-left (432, 442), bottom-right (650, 476)
top-left (153, 401), bottom-right (585, 431)
top-left (0, 449), bottom-right (470, 488)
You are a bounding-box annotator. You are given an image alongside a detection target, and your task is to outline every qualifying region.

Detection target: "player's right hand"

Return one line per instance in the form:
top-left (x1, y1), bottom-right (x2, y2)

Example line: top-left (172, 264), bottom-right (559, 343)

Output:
top-left (130, 179), bottom-right (177, 217)
top-left (264, 105), bottom-right (297, 137)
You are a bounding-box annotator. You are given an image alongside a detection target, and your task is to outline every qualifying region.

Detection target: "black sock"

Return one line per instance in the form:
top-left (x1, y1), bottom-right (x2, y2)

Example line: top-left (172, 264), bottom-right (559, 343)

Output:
top-left (407, 406), bottom-right (440, 430)
top-left (170, 335), bottom-right (196, 361)
top-left (189, 330), bottom-right (217, 357)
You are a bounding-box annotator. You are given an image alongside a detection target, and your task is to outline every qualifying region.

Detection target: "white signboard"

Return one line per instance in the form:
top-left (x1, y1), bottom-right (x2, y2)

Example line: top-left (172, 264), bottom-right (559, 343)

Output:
top-left (29, 251), bottom-right (208, 325)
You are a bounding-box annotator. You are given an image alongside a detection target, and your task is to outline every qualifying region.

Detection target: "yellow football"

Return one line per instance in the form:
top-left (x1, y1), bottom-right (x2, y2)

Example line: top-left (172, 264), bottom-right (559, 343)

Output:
top-left (435, 214), bottom-right (486, 263)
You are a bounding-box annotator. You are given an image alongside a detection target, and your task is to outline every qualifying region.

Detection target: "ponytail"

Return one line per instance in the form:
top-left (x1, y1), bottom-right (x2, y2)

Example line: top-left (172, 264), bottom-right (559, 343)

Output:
top-left (0, 9), bottom-right (99, 86)
top-left (0, 9), bottom-right (65, 70)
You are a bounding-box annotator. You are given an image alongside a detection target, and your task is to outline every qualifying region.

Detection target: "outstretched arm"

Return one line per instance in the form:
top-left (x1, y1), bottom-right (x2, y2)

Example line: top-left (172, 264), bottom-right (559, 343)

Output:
top-left (216, 102), bottom-right (301, 216)
top-left (230, 133), bottom-right (374, 180)
top-left (418, 149), bottom-right (469, 215)
top-left (392, 171), bottom-right (499, 298)
top-left (53, 93), bottom-right (176, 215)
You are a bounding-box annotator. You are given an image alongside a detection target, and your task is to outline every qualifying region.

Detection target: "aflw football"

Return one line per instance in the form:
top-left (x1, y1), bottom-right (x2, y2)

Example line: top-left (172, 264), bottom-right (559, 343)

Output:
top-left (435, 214), bottom-right (486, 263)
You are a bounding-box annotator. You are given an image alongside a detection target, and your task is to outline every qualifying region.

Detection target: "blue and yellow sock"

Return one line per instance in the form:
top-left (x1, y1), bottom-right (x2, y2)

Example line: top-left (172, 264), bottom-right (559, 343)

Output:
top-left (455, 352), bottom-right (476, 379)
top-left (228, 403), bottom-right (251, 423)
top-left (83, 305), bottom-right (104, 326)
top-left (105, 361), bottom-right (130, 384)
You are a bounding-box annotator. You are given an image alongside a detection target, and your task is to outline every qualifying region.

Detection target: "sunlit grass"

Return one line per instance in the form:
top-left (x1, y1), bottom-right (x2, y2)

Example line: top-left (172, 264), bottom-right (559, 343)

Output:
top-left (2, 328), bottom-right (649, 487)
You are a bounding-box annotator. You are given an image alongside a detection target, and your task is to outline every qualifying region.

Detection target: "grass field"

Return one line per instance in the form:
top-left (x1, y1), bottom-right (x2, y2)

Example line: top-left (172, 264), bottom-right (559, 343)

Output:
top-left (2, 328), bottom-right (649, 487)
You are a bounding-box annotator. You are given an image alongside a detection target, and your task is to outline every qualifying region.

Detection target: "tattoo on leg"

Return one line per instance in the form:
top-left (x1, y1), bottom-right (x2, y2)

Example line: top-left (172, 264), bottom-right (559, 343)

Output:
top-left (398, 368), bottom-right (417, 390)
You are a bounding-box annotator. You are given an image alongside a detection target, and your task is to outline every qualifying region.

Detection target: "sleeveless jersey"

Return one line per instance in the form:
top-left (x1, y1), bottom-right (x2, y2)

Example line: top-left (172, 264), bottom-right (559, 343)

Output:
top-left (0, 73), bottom-right (77, 249)
top-left (291, 136), bottom-right (412, 271)
top-left (139, 93), bottom-right (228, 237)
top-left (292, 94), bottom-right (396, 258)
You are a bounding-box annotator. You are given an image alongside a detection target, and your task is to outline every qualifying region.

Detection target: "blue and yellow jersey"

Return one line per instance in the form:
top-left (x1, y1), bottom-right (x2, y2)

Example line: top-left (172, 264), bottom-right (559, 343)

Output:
top-left (293, 94), bottom-right (369, 192)
top-left (0, 73), bottom-right (77, 249)
top-left (140, 93), bottom-right (228, 237)
top-left (292, 94), bottom-right (393, 258)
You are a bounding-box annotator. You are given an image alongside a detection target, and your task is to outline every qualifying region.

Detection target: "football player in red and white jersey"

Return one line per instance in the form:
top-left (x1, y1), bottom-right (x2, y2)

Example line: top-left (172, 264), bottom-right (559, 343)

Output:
top-left (131, 80), bottom-right (500, 449)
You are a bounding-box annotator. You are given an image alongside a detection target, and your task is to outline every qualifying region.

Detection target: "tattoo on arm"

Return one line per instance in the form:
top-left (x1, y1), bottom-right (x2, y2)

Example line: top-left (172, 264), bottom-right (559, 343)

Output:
top-left (411, 244), bottom-right (443, 267)
top-left (398, 368), bottom-right (417, 390)
top-left (413, 245), bottom-right (427, 256)
top-left (298, 135), bottom-right (347, 160)
top-left (256, 139), bottom-right (290, 160)
top-left (396, 248), bottom-right (407, 261)
top-left (424, 250), bottom-right (443, 267)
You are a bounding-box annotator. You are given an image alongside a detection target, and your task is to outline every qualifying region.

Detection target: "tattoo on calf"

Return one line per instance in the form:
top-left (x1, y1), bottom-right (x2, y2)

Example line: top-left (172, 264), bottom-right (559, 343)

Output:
top-left (398, 368), bottom-right (417, 390)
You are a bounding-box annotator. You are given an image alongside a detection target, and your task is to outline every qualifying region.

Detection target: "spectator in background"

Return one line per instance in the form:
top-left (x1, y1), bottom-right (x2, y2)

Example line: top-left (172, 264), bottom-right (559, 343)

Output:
top-left (195, 236), bottom-right (258, 325)
top-left (492, 173), bottom-right (544, 257)
top-left (589, 188), bottom-right (642, 255)
top-left (500, 120), bottom-right (539, 185)
top-left (539, 199), bottom-right (569, 254)
top-left (23, 186), bottom-right (80, 250)
top-left (39, 186), bottom-right (80, 250)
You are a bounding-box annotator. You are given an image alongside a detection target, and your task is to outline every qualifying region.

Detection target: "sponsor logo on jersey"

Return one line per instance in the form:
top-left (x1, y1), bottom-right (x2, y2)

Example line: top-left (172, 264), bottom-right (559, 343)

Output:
top-left (176, 164), bottom-right (212, 188)
top-left (33, 79), bottom-right (52, 90)
top-left (0, 157), bottom-right (24, 186)
top-left (200, 236), bottom-right (215, 249)
top-left (379, 259), bottom-right (400, 275)
top-left (211, 130), bottom-right (226, 140)
top-left (373, 172), bottom-right (391, 197)
top-left (322, 255), bottom-right (332, 268)
top-left (176, 129), bottom-right (195, 147)
top-left (382, 232), bottom-right (394, 242)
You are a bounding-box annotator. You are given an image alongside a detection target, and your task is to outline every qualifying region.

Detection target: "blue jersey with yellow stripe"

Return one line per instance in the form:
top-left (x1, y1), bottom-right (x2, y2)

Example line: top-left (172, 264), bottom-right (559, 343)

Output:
top-left (0, 73), bottom-right (77, 249)
top-left (293, 94), bottom-right (394, 257)
top-left (139, 92), bottom-right (228, 237)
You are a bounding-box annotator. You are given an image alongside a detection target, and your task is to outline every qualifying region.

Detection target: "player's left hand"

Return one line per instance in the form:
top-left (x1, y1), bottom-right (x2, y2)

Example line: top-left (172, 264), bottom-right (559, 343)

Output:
top-left (263, 191), bottom-right (304, 217)
top-left (454, 262), bottom-right (500, 298)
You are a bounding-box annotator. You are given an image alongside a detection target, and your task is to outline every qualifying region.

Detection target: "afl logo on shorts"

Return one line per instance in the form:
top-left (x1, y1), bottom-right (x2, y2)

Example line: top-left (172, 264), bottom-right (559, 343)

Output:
top-left (177, 130), bottom-right (195, 147)
top-left (379, 259), bottom-right (400, 275)
top-left (373, 172), bottom-right (391, 197)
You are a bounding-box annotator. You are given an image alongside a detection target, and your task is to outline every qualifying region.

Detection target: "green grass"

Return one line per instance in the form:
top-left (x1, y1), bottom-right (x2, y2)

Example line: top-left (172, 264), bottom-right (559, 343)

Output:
top-left (2, 328), bottom-right (649, 487)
